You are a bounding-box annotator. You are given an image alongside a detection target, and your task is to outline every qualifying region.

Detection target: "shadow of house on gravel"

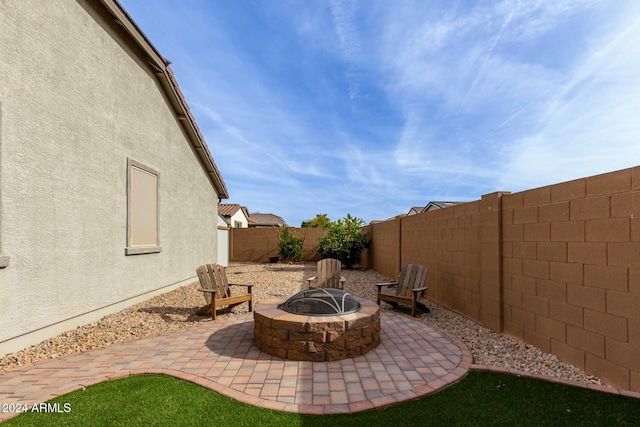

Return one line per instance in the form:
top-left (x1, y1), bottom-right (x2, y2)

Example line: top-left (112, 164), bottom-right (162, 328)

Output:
top-left (263, 265), bottom-right (307, 273)
top-left (138, 307), bottom-right (215, 323)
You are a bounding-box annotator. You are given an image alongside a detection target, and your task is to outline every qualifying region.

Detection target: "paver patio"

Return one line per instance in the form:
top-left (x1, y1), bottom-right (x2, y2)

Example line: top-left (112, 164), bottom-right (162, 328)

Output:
top-left (0, 311), bottom-right (472, 421)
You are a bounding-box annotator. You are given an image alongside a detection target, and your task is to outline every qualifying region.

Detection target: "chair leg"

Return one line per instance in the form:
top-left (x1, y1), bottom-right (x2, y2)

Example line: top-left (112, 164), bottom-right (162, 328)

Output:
top-left (411, 295), bottom-right (418, 317)
top-left (211, 295), bottom-right (217, 320)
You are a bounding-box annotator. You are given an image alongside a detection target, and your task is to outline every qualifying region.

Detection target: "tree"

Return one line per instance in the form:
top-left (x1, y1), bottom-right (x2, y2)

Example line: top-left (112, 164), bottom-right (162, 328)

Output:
top-left (301, 214), bottom-right (332, 228)
top-left (316, 214), bottom-right (369, 269)
top-left (277, 228), bottom-right (304, 262)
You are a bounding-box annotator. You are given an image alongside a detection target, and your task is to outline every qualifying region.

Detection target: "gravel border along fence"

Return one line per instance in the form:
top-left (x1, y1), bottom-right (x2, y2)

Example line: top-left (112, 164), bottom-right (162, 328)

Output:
top-left (0, 263), bottom-right (605, 386)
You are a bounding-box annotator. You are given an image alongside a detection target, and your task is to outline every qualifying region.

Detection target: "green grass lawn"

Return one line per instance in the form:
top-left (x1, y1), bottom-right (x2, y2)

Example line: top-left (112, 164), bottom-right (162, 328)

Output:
top-left (4, 372), bottom-right (640, 426)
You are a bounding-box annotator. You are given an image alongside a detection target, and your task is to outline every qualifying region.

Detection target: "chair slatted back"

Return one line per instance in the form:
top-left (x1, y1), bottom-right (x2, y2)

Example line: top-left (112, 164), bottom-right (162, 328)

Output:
top-left (208, 264), bottom-right (231, 299)
top-left (317, 258), bottom-right (342, 289)
top-left (196, 264), bottom-right (231, 305)
top-left (396, 264), bottom-right (428, 298)
top-left (196, 264), bottom-right (214, 305)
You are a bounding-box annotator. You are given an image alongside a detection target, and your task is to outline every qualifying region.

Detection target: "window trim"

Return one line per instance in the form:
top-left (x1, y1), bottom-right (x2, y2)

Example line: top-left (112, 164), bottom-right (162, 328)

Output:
top-left (125, 158), bottom-right (161, 256)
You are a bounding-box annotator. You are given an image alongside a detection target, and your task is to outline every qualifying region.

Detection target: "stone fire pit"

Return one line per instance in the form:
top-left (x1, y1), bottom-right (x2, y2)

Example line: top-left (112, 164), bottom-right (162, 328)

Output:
top-left (253, 290), bottom-right (380, 362)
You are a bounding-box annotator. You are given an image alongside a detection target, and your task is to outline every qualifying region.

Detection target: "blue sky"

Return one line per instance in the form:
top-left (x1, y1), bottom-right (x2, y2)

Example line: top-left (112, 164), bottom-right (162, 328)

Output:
top-left (120, 0), bottom-right (640, 226)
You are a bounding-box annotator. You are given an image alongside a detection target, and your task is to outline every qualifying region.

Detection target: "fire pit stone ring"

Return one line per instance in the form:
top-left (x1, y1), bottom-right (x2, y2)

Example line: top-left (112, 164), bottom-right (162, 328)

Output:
top-left (254, 291), bottom-right (380, 362)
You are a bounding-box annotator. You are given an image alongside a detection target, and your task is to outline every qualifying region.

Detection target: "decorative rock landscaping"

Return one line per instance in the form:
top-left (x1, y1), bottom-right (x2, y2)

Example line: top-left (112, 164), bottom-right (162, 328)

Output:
top-left (0, 262), bottom-right (605, 388)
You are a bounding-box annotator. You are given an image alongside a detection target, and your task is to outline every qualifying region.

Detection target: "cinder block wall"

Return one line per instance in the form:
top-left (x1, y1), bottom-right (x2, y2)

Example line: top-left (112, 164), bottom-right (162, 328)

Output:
top-left (298, 228), bottom-right (329, 261)
top-left (369, 165), bottom-right (640, 392)
top-left (230, 228), bottom-right (327, 262)
top-left (369, 218), bottom-right (400, 279)
top-left (399, 201), bottom-right (484, 323)
top-left (500, 167), bottom-right (640, 391)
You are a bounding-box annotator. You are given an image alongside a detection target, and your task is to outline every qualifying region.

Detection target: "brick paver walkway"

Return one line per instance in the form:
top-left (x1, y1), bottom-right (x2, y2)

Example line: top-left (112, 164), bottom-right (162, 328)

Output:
top-left (0, 312), bottom-right (472, 421)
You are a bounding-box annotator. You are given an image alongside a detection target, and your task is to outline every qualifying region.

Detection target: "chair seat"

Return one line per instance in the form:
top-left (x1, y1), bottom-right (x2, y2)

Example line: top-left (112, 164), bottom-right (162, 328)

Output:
top-left (375, 264), bottom-right (429, 317)
top-left (196, 264), bottom-right (253, 320)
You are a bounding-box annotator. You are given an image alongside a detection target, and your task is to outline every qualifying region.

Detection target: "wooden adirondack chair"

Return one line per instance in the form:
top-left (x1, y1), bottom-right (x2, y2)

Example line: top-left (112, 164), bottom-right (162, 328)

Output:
top-left (306, 258), bottom-right (346, 290)
top-left (375, 264), bottom-right (429, 317)
top-left (195, 263), bottom-right (253, 320)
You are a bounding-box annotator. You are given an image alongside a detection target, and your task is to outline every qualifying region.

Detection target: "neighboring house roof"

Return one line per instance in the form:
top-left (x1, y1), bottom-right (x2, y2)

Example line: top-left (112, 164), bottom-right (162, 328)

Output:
top-left (408, 206), bottom-right (425, 215)
top-left (248, 213), bottom-right (285, 227)
top-left (421, 201), bottom-right (466, 212)
top-left (101, 0), bottom-right (228, 199)
top-left (370, 214), bottom-right (406, 224)
top-left (218, 204), bottom-right (248, 218)
top-left (218, 204), bottom-right (250, 225)
top-left (372, 202), bottom-right (466, 224)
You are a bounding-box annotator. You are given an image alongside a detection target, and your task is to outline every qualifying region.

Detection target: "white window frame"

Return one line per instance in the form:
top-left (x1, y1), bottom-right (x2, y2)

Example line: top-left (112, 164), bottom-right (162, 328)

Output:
top-left (125, 158), bottom-right (161, 255)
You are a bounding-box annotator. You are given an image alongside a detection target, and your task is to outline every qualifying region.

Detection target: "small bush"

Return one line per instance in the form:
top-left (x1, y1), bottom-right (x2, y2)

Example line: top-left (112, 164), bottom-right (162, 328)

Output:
top-left (277, 228), bottom-right (304, 262)
top-left (301, 213), bottom-right (332, 228)
top-left (317, 214), bottom-right (369, 269)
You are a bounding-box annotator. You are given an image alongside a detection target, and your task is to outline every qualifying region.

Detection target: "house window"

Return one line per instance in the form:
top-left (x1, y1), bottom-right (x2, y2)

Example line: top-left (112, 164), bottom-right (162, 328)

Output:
top-left (234, 221), bottom-right (243, 228)
top-left (126, 158), bottom-right (161, 255)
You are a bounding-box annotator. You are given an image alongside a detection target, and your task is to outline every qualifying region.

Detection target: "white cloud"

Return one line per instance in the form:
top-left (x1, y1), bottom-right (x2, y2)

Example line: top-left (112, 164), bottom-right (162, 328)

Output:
top-left (503, 0), bottom-right (601, 42)
top-left (499, 10), bottom-right (640, 190)
top-left (330, 0), bottom-right (364, 99)
top-left (120, 0), bottom-right (640, 225)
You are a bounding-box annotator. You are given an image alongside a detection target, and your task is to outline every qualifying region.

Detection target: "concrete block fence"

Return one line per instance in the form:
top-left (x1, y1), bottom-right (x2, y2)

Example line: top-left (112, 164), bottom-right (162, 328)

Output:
top-left (230, 227), bottom-right (327, 263)
top-left (369, 165), bottom-right (640, 393)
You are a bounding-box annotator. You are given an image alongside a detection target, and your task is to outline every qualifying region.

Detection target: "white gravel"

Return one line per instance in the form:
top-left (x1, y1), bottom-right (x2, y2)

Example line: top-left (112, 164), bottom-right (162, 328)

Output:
top-left (0, 262), bottom-right (604, 386)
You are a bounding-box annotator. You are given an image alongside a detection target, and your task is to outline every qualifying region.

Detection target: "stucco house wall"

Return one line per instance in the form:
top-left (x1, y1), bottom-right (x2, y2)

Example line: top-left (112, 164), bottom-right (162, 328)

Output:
top-left (218, 204), bottom-right (249, 228)
top-left (0, 0), bottom-right (227, 355)
top-left (229, 210), bottom-right (249, 228)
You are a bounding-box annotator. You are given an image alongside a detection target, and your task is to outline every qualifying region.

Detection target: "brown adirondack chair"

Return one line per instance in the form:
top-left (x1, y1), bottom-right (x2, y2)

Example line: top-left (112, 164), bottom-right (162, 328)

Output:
top-left (306, 258), bottom-right (346, 290)
top-left (375, 264), bottom-right (429, 317)
top-left (195, 263), bottom-right (253, 320)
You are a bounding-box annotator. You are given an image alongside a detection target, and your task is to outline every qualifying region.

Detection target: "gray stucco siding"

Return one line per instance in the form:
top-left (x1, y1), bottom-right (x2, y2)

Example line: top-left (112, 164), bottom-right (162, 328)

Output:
top-left (0, 0), bottom-right (220, 354)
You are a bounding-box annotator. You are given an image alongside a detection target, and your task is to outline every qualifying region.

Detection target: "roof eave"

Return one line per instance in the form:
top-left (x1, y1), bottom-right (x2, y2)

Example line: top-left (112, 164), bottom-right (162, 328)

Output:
top-left (99, 0), bottom-right (229, 199)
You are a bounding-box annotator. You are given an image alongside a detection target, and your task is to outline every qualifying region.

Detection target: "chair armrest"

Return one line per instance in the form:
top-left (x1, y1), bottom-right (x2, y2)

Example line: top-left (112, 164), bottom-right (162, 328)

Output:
top-left (376, 282), bottom-right (397, 291)
top-left (411, 287), bottom-right (428, 293)
top-left (198, 288), bottom-right (217, 294)
top-left (339, 277), bottom-right (346, 283)
top-left (306, 276), bottom-right (317, 289)
top-left (229, 283), bottom-right (254, 288)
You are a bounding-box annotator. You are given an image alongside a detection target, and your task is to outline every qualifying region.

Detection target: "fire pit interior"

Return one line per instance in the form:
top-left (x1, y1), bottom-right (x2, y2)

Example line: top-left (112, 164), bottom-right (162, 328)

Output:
top-left (277, 288), bottom-right (362, 316)
top-left (254, 290), bottom-right (380, 362)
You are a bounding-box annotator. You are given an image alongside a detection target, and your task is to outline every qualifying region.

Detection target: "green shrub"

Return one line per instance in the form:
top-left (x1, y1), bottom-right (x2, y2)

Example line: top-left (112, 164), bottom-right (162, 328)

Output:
top-left (277, 228), bottom-right (304, 261)
top-left (301, 213), bottom-right (332, 228)
top-left (317, 214), bottom-right (369, 269)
